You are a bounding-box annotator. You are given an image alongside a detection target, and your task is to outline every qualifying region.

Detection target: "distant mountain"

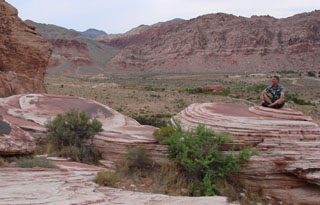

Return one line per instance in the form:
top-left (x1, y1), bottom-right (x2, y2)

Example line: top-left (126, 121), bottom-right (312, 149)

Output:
top-left (27, 10), bottom-right (320, 74)
top-left (166, 18), bottom-right (185, 23)
top-left (98, 11), bottom-right (320, 73)
top-left (79, 28), bottom-right (107, 39)
top-left (26, 20), bottom-right (118, 76)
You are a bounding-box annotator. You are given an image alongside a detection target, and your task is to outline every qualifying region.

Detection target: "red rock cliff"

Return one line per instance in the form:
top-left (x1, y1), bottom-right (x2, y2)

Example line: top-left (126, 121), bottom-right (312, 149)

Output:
top-left (100, 11), bottom-right (320, 72)
top-left (0, 0), bottom-right (52, 97)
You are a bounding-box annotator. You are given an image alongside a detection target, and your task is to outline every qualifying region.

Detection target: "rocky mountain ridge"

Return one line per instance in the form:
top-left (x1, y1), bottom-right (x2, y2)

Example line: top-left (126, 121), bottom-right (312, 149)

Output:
top-left (27, 10), bottom-right (320, 74)
top-left (100, 11), bottom-right (320, 72)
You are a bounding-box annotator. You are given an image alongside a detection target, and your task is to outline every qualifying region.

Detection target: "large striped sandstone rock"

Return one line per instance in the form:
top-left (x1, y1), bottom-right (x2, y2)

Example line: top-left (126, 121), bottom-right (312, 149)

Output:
top-left (0, 94), bottom-right (166, 163)
top-left (172, 103), bottom-right (320, 204)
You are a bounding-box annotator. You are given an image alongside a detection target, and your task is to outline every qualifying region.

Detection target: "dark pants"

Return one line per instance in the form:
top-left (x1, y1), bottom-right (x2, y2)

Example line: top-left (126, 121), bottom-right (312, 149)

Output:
top-left (262, 93), bottom-right (285, 108)
top-left (262, 101), bottom-right (285, 109)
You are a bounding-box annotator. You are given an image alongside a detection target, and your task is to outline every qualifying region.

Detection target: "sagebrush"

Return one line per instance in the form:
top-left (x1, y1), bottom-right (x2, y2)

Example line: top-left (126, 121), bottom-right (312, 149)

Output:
top-left (155, 124), bottom-right (258, 196)
top-left (15, 158), bottom-right (58, 168)
top-left (95, 171), bottom-right (118, 187)
top-left (46, 110), bottom-right (103, 164)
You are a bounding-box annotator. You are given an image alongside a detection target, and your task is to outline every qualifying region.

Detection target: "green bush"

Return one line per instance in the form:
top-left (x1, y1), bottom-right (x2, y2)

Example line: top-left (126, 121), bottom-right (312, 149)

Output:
top-left (46, 110), bottom-right (103, 164)
top-left (153, 126), bottom-right (177, 144)
top-left (95, 171), bottom-right (118, 187)
top-left (125, 146), bottom-right (152, 169)
top-left (159, 125), bottom-right (258, 196)
top-left (132, 115), bottom-right (167, 128)
top-left (307, 71), bottom-right (316, 77)
top-left (221, 88), bottom-right (231, 96)
top-left (15, 158), bottom-right (58, 168)
top-left (286, 93), bottom-right (315, 106)
top-left (246, 84), bottom-right (267, 93)
top-left (183, 88), bottom-right (210, 94)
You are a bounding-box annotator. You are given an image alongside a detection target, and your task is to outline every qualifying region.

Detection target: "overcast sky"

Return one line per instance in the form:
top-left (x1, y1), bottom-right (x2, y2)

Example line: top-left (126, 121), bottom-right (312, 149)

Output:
top-left (6, 0), bottom-right (320, 34)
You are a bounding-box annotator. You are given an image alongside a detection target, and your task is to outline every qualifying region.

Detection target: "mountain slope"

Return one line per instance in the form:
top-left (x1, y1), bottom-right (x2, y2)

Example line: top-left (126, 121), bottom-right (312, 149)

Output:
top-left (26, 20), bottom-right (119, 76)
top-left (99, 11), bottom-right (320, 72)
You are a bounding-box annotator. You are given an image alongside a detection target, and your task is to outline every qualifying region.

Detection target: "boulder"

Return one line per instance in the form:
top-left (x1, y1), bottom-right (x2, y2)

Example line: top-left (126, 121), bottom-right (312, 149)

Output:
top-left (0, 0), bottom-right (52, 97)
top-left (172, 103), bottom-right (320, 204)
top-left (0, 94), bottom-right (166, 161)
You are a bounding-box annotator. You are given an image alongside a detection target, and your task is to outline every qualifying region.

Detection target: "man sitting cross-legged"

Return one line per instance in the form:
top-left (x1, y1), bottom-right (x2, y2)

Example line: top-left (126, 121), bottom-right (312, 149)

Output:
top-left (260, 74), bottom-right (285, 109)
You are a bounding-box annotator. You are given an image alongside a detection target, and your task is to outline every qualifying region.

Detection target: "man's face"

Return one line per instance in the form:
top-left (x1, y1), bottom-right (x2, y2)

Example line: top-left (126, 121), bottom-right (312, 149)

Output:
top-left (272, 77), bottom-right (279, 85)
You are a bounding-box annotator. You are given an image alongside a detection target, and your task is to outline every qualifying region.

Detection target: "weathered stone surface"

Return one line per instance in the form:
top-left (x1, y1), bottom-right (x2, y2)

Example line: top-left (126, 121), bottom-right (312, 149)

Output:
top-left (0, 94), bottom-right (166, 161)
top-left (2, 94), bottom-right (320, 203)
top-left (100, 11), bottom-right (320, 73)
top-left (0, 0), bottom-right (52, 97)
top-left (173, 103), bottom-right (320, 204)
top-left (0, 159), bottom-right (233, 205)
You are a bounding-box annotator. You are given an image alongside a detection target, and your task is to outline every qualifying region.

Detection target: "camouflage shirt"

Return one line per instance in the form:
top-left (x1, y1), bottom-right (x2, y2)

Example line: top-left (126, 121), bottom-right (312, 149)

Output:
top-left (266, 84), bottom-right (285, 101)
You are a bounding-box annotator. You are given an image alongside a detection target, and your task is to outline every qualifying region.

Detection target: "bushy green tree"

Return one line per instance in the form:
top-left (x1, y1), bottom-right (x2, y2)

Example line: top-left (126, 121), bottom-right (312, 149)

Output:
top-left (46, 110), bottom-right (103, 164)
top-left (156, 125), bottom-right (258, 196)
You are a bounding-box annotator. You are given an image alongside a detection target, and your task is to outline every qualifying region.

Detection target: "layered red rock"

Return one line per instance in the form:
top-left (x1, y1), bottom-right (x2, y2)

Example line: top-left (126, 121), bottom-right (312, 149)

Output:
top-left (173, 103), bottom-right (320, 204)
top-left (100, 11), bottom-right (320, 72)
top-left (0, 94), bottom-right (166, 162)
top-left (0, 0), bottom-right (52, 97)
top-left (26, 20), bottom-right (119, 76)
top-left (0, 159), bottom-right (233, 204)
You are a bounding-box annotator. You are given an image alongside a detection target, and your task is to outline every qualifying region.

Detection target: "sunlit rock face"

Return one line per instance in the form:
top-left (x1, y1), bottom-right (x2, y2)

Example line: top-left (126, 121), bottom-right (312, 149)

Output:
top-left (0, 0), bottom-right (52, 97)
top-left (0, 94), bottom-right (166, 162)
top-left (173, 103), bottom-right (320, 204)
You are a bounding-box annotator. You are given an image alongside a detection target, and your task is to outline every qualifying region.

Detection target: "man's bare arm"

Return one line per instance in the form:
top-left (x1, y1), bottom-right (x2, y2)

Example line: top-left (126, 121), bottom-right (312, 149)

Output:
top-left (260, 90), bottom-right (267, 102)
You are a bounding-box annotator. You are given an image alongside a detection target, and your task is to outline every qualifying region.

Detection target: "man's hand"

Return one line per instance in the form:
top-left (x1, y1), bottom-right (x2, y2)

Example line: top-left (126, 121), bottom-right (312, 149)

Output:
top-left (268, 103), bottom-right (275, 108)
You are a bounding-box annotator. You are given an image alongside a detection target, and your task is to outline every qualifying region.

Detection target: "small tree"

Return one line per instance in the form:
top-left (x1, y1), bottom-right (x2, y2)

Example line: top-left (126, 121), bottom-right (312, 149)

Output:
top-left (156, 125), bottom-right (258, 196)
top-left (46, 110), bottom-right (103, 164)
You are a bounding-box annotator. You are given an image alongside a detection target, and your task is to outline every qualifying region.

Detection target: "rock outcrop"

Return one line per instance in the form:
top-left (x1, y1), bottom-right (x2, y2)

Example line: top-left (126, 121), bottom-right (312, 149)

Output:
top-left (0, 94), bottom-right (166, 163)
top-left (0, 159), bottom-right (233, 204)
top-left (1, 94), bottom-right (320, 203)
top-left (100, 11), bottom-right (320, 72)
top-left (0, 0), bottom-right (52, 97)
top-left (173, 103), bottom-right (320, 204)
top-left (26, 20), bottom-right (119, 76)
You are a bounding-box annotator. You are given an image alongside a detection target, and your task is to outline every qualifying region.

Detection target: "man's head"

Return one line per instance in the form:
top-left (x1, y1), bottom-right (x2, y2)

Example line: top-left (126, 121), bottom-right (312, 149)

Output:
top-left (271, 74), bottom-right (280, 86)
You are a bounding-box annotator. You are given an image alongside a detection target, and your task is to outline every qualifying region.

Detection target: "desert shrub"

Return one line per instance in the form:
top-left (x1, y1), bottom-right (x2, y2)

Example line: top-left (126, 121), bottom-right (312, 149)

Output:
top-left (15, 158), bottom-right (58, 168)
top-left (278, 70), bottom-right (297, 74)
top-left (307, 71), bottom-right (316, 77)
top-left (132, 115), bottom-right (167, 127)
top-left (153, 126), bottom-right (177, 143)
top-left (183, 88), bottom-right (210, 94)
top-left (46, 110), bottom-right (103, 164)
top-left (0, 157), bottom-right (7, 167)
top-left (221, 88), bottom-right (231, 96)
top-left (95, 171), bottom-right (118, 187)
top-left (159, 125), bottom-right (258, 196)
top-left (246, 84), bottom-right (267, 93)
top-left (286, 93), bottom-right (315, 106)
top-left (125, 146), bottom-right (152, 169)
top-left (145, 86), bottom-right (166, 91)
